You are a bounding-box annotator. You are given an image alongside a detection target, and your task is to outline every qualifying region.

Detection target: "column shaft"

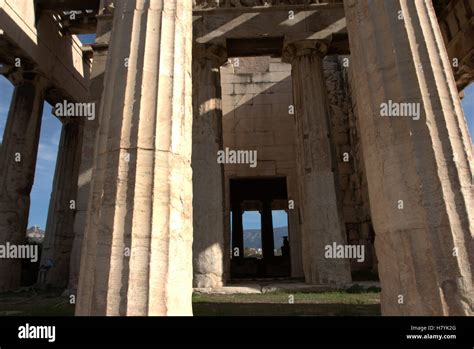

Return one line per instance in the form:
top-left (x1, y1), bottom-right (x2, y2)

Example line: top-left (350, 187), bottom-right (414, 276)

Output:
top-left (76, 0), bottom-right (193, 316)
top-left (40, 120), bottom-right (83, 288)
top-left (284, 41), bottom-right (351, 285)
top-left (344, 0), bottom-right (473, 315)
top-left (261, 200), bottom-right (274, 260)
top-left (192, 44), bottom-right (226, 288)
top-left (0, 76), bottom-right (45, 292)
top-left (231, 203), bottom-right (244, 258)
top-left (68, 0), bottom-right (114, 293)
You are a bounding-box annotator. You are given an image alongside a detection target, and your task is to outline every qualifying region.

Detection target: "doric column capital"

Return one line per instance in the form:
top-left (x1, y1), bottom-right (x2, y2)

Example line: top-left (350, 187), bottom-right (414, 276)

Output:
top-left (0, 66), bottom-right (37, 86)
top-left (6, 70), bottom-right (49, 90)
top-left (282, 40), bottom-right (329, 63)
top-left (193, 43), bottom-right (228, 67)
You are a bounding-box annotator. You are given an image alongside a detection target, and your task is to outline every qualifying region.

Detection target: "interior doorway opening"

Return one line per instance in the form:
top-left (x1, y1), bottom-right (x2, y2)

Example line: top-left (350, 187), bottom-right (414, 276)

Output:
top-left (230, 177), bottom-right (290, 279)
top-left (272, 210), bottom-right (289, 257)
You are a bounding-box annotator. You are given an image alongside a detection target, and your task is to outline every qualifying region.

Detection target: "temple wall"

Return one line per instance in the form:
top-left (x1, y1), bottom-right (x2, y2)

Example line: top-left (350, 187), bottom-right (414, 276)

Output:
top-left (220, 56), bottom-right (304, 277)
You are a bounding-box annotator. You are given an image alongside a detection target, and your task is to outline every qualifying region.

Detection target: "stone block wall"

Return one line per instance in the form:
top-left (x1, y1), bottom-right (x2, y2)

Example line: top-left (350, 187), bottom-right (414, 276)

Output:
top-left (324, 55), bottom-right (376, 276)
top-left (221, 57), bottom-right (295, 177)
top-left (220, 56), bottom-right (304, 278)
top-left (220, 54), bottom-right (376, 280)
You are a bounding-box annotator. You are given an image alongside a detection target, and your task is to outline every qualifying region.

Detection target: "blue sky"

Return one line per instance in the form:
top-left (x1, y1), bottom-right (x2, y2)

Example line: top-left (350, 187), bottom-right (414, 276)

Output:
top-left (0, 82), bottom-right (61, 229)
top-left (0, 45), bottom-right (473, 229)
top-left (242, 210), bottom-right (289, 230)
top-left (77, 34), bottom-right (95, 44)
top-left (464, 83), bottom-right (474, 135)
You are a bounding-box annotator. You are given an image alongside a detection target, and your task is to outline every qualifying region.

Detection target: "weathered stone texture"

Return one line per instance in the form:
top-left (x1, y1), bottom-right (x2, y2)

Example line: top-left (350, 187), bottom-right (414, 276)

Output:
top-left (323, 56), bottom-right (375, 274)
top-left (0, 76), bottom-right (46, 292)
top-left (283, 41), bottom-right (351, 285)
top-left (193, 0), bottom-right (343, 9)
top-left (345, 0), bottom-right (473, 315)
top-left (436, 0), bottom-right (474, 91)
top-left (68, 0), bottom-right (114, 295)
top-left (192, 44), bottom-right (227, 288)
top-left (40, 120), bottom-right (83, 288)
top-left (76, 0), bottom-right (194, 316)
top-left (220, 56), bottom-right (304, 278)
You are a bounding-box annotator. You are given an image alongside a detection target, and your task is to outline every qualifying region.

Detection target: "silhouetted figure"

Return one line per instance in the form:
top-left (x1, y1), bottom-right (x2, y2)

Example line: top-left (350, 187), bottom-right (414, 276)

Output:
top-left (282, 236), bottom-right (290, 257)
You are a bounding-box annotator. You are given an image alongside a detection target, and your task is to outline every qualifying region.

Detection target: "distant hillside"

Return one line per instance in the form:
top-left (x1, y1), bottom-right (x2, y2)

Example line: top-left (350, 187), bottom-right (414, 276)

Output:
top-left (26, 226), bottom-right (44, 243)
top-left (244, 226), bottom-right (288, 249)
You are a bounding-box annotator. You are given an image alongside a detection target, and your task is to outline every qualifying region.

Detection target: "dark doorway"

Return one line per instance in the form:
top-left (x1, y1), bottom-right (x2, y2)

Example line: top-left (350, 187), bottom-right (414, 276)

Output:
top-left (230, 177), bottom-right (290, 279)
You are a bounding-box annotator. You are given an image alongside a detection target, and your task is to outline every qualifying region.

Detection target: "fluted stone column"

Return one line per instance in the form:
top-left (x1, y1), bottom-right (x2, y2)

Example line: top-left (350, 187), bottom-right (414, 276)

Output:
top-left (261, 200), bottom-right (274, 260)
top-left (231, 201), bottom-right (244, 259)
top-left (283, 40), bottom-right (351, 285)
top-left (76, 0), bottom-right (193, 316)
top-left (68, 0), bottom-right (114, 294)
top-left (40, 119), bottom-right (83, 288)
top-left (192, 44), bottom-right (227, 288)
top-left (344, 0), bottom-right (473, 315)
top-left (0, 74), bottom-right (46, 292)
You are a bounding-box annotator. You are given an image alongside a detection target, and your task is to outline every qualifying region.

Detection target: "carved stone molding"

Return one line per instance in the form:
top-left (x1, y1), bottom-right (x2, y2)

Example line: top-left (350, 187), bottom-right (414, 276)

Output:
top-left (193, 0), bottom-right (342, 9)
top-left (282, 40), bottom-right (329, 63)
top-left (193, 44), bottom-right (228, 67)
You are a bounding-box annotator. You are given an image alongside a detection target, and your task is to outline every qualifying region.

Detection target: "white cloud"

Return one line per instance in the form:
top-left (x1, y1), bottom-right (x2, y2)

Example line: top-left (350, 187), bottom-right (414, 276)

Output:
top-left (38, 142), bottom-right (58, 162)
